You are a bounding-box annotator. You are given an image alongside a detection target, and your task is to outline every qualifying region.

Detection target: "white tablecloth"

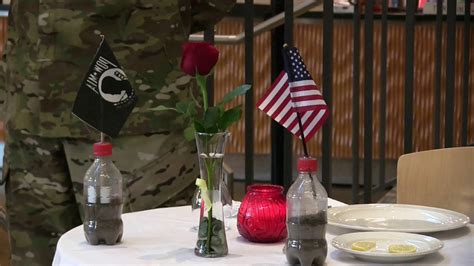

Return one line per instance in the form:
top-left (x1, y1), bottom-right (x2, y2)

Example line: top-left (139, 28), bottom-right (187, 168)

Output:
top-left (53, 199), bottom-right (474, 265)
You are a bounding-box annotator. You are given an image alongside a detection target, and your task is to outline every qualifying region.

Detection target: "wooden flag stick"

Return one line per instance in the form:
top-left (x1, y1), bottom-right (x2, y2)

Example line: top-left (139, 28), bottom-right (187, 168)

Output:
top-left (98, 34), bottom-right (105, 139)
top-left (296, 112), bottom-right (310, 157)
top-left (297, 111), bottom-right (318, 197)
top-left (282, 43), bottom-right (318, 196)
top-left (283, 43), bottom-right (309, 157)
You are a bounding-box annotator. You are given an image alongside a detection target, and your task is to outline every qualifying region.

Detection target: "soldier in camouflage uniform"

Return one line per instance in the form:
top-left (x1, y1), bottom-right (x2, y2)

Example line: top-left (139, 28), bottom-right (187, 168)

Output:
top-left (0, 0), bottom-right (235, 265)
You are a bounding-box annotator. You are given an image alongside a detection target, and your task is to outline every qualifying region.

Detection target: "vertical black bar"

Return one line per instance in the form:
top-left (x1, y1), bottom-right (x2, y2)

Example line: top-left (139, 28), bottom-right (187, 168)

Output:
top-left (283, 0), bottom-right (294, 191)
top-left (461, 0), bottom-right (470, 146)
top-left (271, 0), bottom-right (285, 186)
top-left (351, 0), bottom-right (360, 204)
top-left (379, 0), bottom-right (388, 191)
top-left (445, 0), bottom-right (456, 148)
top-left (203, 27), bottom-right (215, 44)
top-left (322, 0), bottom-right (333, 196)
top-left (244, 0), bottom-right (254, 188)
top-left (204, 28), bottom-right (215, 105)
top-left (404, 0), bottom-right (415, 154)
top-left (284, 0), bottom-right (294, 47)
top-left (363, 0), bottom-right (374, 203)
top-left (434, 0), bottom-right (442, 149)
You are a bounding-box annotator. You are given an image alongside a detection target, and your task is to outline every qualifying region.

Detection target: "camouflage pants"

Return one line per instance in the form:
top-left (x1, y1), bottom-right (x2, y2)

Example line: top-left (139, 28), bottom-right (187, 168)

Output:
top-left (3, 129), bottom-right (199, 266)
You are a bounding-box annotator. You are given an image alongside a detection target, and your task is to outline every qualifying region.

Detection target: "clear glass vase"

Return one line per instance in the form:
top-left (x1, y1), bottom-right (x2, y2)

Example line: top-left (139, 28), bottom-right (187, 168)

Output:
top-left (194, 132), bottom-right (229, 258)
top-left (191, 179), bottom-right (232, 232)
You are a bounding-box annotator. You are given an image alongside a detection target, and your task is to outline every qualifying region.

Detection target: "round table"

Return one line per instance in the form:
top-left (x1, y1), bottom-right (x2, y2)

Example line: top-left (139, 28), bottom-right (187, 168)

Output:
top-left (53, 198), bottom-right (474, 265)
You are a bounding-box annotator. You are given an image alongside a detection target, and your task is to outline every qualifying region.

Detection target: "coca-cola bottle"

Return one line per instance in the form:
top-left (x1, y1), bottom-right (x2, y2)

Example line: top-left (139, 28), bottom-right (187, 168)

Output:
top-left (285, 157), bottom-right (327, 266)
top-left (83, 142), bottom-right (123, 245)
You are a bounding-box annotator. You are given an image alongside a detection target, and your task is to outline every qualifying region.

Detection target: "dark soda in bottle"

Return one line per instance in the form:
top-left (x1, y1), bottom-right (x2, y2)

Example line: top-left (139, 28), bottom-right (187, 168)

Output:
top-left (83, 142), bottom-right (123, 245)
top-left (285, 157), bottom-right (328, 266)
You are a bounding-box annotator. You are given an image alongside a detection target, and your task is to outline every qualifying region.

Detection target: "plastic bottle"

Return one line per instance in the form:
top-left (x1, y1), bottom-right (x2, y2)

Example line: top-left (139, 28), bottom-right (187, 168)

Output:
top-left (83, 142), bottom-right (123, 245)
top-left (285, 157), bottom-right (328, 266)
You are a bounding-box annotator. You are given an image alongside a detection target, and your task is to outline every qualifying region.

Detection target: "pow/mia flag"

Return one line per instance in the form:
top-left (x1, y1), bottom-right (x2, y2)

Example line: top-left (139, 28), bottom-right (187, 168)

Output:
top-left (73, 37), bottom-right (137, 137)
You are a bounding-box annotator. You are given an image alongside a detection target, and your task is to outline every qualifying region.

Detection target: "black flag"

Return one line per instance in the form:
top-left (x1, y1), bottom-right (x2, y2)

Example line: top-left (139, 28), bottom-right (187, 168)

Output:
top-left (73, 37), bottom-right (137, 137)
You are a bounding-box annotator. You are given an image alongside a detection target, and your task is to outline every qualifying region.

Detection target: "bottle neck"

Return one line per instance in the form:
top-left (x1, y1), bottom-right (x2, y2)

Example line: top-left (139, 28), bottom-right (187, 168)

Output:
top-left (298, 170), bottom-right (316, 177)
top-left (94, 155), bottom-right (112, 162)
top-left (297, 171), bottom-right (320, 183)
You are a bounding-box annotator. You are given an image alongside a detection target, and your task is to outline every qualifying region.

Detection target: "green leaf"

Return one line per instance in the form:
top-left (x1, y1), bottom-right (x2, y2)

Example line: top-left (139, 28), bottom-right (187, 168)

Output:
top-left (188, 102), bottom-right (197, 117)
top-left (194, 120), bottom-right (206, 133)
top-left (148, 105), bottom-right (177, 112)
top-left (218, 105), bottom-right (242, 131)
top-left (175, 101), bottom-right (197, 118)
top-left (176, 101), bottom-right (190, 114)
top-left (184, 125), bottom-right (196, 141)
top-left (218, 84), bottom-right (251, 106)
top-left (202, 107), bottom-right (221, 129)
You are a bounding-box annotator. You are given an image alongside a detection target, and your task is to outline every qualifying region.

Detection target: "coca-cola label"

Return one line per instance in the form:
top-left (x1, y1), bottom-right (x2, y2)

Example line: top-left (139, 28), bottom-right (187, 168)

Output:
top-left (100, 186), bottom-right (111, 204)
top-left (87, 186), bottom-right (97, 203)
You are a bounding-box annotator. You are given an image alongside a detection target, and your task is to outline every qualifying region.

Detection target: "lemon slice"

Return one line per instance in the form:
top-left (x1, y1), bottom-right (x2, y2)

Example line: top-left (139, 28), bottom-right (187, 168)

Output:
top-left (351, 241), bottom-right (376, 251)
top-left (388, 244), bottom-right (417, 253)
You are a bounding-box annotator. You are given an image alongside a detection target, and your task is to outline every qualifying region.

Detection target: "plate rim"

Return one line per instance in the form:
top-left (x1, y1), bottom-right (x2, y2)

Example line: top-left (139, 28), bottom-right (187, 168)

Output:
top-left (327, 203), bottom-right (470, 233)
top-left (331, 231), bottom-right (444, 259)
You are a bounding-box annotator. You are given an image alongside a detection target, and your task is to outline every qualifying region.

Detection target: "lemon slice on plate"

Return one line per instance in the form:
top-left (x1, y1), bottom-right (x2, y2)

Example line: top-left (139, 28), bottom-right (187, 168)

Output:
top-left (351, 241), bottom-right (376, 251)
top-left (388, 244), bottom-right (417, 253)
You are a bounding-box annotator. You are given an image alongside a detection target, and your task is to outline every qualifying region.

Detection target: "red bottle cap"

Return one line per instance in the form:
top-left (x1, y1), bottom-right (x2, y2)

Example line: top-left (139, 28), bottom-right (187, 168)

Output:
top-left (297, 157), bottom-right (317, 172)
top-left (93, 142), bottom-right (112, 156)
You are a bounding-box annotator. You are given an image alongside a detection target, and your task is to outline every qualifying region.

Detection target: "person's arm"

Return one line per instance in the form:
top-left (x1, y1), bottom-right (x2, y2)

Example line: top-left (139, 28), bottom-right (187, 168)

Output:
top-left (0, 55), bottom-right (6, 121)
top-left (187, 0), bottom-right (236, 33)
top-left (0, 6), bottom-right (15, 121)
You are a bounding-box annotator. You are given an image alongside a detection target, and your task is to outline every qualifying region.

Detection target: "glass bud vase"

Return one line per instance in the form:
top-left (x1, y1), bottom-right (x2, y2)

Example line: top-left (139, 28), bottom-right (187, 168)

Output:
top-left (194, 132), bottom-right (229, 258)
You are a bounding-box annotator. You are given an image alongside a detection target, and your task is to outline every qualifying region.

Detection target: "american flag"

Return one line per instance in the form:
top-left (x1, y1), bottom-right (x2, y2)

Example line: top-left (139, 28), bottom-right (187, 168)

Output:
top-left (256, 47), bottom-right (328, 141)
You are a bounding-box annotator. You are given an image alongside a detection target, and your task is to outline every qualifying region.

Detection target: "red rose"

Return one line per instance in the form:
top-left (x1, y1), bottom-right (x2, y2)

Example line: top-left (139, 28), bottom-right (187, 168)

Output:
top-left (180, 42), bottom-right (219, 76)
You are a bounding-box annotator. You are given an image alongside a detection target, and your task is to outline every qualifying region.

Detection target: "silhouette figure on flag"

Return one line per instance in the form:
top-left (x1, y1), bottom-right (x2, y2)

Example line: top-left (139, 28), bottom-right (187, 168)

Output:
top-left (73, 37), bottom-right (138, 137)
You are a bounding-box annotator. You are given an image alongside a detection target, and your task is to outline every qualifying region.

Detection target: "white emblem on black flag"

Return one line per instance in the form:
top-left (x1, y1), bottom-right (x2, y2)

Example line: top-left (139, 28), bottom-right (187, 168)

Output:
top-left (73, 36), bottom-right (138, 137)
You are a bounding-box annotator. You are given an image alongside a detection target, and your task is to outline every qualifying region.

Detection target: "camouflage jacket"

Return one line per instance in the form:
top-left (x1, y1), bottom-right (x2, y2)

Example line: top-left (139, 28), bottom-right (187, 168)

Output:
top-left (0, 0), bottom-right (234, 138)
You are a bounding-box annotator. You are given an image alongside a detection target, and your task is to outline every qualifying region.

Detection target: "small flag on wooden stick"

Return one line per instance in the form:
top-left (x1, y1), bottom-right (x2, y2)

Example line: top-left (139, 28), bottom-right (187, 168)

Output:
top-left (257, 46), bottom-right (328, 144)
top-left (72, 36), bottom-right (137, 138)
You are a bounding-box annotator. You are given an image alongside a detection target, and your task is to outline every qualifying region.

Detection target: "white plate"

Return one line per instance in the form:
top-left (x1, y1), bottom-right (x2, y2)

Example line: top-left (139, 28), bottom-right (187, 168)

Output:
top-left (328, 204), bottom-right (470, 233)
top-left (332, 231), bottom-right (444, 263)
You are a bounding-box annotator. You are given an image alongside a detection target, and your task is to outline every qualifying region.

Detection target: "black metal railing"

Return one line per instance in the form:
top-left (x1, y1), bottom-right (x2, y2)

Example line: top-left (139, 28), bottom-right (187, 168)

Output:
top-left (322, 0), bottom-right (334, 196)
top-left (363, 0), bottom-right (374, 203)
top-left (379, 0), bottom-right (388, 196)
top-left (434, 0), bottom-right (442, 149)
top-left (245, 0), bottom-right (255, 189)
top-left (445, 0), bottom-right (456, 148)
top-left (462, 0), bottom-right (471, 147)
top-left (0, 1), bottom-right (470, 203)
top-left (270, 0), bottom-right (294, 191)
top-left (204, 0), bottom-right (472, 203)
top-left (351, 0), bottom-right (361, 204)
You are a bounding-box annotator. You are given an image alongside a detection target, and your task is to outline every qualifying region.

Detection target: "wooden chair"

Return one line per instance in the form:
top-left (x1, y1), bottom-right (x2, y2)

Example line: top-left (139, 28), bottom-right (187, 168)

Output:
top-left (397, 147), bottom-right (474, 221)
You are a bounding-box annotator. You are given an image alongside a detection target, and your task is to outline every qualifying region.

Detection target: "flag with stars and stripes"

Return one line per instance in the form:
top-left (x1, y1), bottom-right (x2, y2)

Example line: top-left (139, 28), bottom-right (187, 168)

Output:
top-left (256, 46), bottom-right (328, 141)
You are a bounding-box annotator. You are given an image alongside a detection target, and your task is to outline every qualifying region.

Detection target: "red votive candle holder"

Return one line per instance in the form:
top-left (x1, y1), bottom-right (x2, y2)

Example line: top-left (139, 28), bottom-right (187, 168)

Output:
top-left (237, 184), bottom-right (287, 243)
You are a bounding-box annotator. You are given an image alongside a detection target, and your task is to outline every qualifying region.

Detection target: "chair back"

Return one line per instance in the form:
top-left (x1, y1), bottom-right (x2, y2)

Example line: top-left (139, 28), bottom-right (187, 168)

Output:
top-left (397, 147), bottom-right (474, 220)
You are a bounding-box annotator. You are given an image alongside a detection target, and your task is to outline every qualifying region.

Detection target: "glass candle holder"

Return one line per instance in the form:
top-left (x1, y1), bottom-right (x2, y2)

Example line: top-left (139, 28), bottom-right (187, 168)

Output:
top-left (237, 184), bottom-right (287, 243)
